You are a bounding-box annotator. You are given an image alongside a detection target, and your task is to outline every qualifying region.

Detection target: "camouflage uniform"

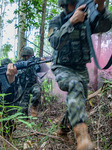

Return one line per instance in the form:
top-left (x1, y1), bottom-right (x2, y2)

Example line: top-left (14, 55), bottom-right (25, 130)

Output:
top-left (0, 58), bottom-right (14, 100)
top-left (15, 47), bottom-right (41, 116)
top-left (0, 58), bottom-right (15, 137)
top-left (15, 65), bottom-right (41, 115)
top-left (48, 5), bottom-right (112, 128)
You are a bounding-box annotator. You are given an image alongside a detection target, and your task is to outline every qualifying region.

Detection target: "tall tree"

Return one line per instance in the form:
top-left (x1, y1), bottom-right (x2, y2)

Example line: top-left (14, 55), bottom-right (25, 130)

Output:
top-left (14, 0), bottom-right (59, 57)
top-left (39, 0), bottom-right (47, 57)
top-left (93, 33), bottom-right (102, 91)
top-left (17, 0), bottom-right (26, 59)
top-left (9, 0), bottom-right (59, 58)
top-left (0, 0), bottom-right (7, 57)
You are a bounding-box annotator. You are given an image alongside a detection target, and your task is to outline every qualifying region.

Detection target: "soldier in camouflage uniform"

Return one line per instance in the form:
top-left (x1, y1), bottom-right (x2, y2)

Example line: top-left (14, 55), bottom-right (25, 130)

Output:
top-left (15, 47), bottom-right (44, 117)
top-left (0, 61), bottom-right (17, 137)
top-left (48, 0), bottom-right (112, 149)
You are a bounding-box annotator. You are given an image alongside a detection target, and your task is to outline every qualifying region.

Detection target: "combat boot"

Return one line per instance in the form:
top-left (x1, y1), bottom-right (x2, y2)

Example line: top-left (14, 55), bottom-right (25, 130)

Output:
top-left (57, 122), bottom-right (72, 142)
top-left (73, 123), bottom-right (95, 150)
top-left (57, 111), bottom-right (73, 142)
top-left (31, 106), bottom-right (37, 117)
top-left (57, 127), bottom-right (72, 142)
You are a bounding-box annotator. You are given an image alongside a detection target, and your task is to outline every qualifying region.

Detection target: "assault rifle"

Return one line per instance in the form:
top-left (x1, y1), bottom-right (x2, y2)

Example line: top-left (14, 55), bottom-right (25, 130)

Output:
top-left (64, 0), bottom-right (112, 70)
top-left (64, 0), bottom-right (112, 30)
top-left (64, 0), bottom-right (101, 23)
top-left (0, 56), bottom-right (52, 92)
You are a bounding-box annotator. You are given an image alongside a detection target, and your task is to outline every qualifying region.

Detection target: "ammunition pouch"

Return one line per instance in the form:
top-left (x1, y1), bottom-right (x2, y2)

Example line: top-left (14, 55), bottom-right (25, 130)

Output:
top-left (57, 25), bottom-right (90, 66)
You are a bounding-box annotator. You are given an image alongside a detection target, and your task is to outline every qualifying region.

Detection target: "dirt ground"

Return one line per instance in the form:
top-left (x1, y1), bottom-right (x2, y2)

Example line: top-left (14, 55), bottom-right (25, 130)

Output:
top-left (0, 86), bottom-right (112, 150)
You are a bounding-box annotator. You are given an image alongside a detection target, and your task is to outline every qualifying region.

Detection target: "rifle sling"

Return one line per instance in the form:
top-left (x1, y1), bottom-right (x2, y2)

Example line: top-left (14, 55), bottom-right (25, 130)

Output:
top-left (85, 19), bottom-right (112, 70)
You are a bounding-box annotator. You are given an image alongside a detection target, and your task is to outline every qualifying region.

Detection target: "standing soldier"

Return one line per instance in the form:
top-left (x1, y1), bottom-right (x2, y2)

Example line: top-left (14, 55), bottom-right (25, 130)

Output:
top-left (48, 0), bottom-right (112, 150)
top-left (16, 47), bottom-right (44, 117)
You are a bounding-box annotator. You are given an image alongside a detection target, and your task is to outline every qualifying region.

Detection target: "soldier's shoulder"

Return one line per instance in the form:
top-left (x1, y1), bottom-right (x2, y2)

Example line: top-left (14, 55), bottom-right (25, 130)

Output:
top-left (49, 13), bottom-right (64, 30)
top-left (49, 11), bottom-right (65, 26)
top-left (50, 14), bottom-right (61, 24)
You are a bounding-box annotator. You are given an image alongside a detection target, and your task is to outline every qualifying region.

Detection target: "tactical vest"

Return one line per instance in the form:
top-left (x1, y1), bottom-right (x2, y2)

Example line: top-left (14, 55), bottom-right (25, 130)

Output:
top-left (51, 12), bottom-right (91, 67)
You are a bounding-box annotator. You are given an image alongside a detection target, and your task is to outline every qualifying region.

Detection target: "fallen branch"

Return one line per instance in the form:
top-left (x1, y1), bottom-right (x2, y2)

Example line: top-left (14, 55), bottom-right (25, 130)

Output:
top-left (88, 105), bottom-right (99, 117)
top-left (88, 88), bottom-right (101, 100)
top-left (13, 131), bottom-right (61, 140)
top-left (39, 108), bottom-right (49, 117)
top-left (13, 130), bottom-right (71, 143)
top-left (0, 135), bottom-right (18, 150)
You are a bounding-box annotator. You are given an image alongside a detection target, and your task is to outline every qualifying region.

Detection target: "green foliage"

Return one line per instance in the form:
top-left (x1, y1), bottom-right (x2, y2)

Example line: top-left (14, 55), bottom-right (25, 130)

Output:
top-left (41, 78), bottom-right (53, 105)
top-left (8, 0), bottom-right (60, 58)
top-left (40, 119), bottom-right (57, 144)
top-left (101, 78), bottom-right (112, 95)
top-left (109, 1), bottom-right (112, 12)
top-left (102, 137), bottom-right (109, 150)
top-left (36, 122), bottom-right (43, 131)
top-left (0, 93), bottom-right (36, 138)
top-left (10, 0), bottom-right (59, 32)
top-left (10, 0), bottom-right (15, 2)
top-left (7, 19), bottom-right (14, 24)
top-left (0, 57), bottom-right (4, 66)
top-left (106, 112), bottom-right (112, 117)
top-left (46, 0), bottom-right (60, 23)
top-left (2, 43), bottom-right (12, 57)
top-left (14, 0), bottom-right (43, 31)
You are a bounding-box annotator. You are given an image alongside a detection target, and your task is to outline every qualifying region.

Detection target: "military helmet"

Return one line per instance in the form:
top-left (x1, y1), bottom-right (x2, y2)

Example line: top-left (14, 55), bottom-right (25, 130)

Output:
top-left (1, 58), bottom-right (12, 66)
top-left (58, 0), bottom-right (77, 7)
top-left (21, 47), bottom-right (34, 57)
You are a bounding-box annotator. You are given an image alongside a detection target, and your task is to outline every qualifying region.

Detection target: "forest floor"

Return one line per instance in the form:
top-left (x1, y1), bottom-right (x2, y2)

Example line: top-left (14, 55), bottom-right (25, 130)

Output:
top-left (0, 84), bottom-right (112, 150)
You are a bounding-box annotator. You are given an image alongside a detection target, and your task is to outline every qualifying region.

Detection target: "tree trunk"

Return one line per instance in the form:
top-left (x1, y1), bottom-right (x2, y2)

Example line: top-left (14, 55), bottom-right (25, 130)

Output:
top-left (39, 0), bottom-right (47, 57)
top-left (17, 0), bottom-right (26, 59)
top-left (92, 0), bottom-right (109, 91)
top-left (93, 34), bottom-right (102, 91)
top-left (0, 0), bottom-right (5, 57)
top-left (0, 16), bottom-right (3, 56)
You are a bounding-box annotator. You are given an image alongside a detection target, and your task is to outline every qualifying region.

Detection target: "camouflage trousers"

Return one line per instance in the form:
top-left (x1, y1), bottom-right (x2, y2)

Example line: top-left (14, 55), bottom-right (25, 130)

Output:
top-left (19, 82), bottom-right (41, 115)
top-left (51, 65), bottom-right (89, 128)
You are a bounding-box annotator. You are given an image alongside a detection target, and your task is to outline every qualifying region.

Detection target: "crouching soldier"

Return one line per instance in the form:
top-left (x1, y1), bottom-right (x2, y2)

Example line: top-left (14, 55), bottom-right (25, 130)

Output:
top-left (15, 47), bottom-right (45, 117)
